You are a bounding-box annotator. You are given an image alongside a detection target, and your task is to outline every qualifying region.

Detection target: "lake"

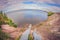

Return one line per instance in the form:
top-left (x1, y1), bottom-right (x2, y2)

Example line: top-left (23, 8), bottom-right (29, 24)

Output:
top-left (6, 9), bottom-right (48, 26)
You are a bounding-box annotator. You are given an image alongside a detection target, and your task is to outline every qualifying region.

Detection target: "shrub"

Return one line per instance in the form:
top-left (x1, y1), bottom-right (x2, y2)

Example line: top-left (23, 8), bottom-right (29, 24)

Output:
top-left (0, 11), bottom-right (17, 28)
top-left (48, 12), bottom-right (54, 16)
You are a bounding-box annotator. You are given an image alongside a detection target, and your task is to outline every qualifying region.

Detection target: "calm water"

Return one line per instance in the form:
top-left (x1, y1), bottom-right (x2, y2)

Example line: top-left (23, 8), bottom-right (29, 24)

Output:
top-left (33, 30), bottom-right (42, 40)
top-left (6, 9), bottom-right (48, 26)
top-left (20, 24), bottom-right (42, 40)
top-left (20, 24), bottom-right (31, 40)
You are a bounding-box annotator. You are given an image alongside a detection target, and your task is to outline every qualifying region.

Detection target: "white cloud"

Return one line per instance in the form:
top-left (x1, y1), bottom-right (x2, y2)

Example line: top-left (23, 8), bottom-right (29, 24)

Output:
top-left (3, 2), bottom-right (60, 13)
top-left (0, 0), bottom-right (60, 12)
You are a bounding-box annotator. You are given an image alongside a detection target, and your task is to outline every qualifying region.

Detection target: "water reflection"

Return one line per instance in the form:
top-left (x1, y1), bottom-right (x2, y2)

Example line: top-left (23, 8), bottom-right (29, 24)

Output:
top-left (6, 9), bottom-right (48, 26)
top-left (20, 24), bottom-right (32, 40)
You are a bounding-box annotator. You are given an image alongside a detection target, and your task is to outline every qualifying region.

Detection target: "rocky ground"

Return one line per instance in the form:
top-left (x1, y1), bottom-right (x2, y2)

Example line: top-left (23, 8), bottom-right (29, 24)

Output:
top-left (1, 24), bottom-right (28, 40)
top-left (32, 13), bottom-right (60, 40)
top-left (1, 13), bottom-right (60, 40)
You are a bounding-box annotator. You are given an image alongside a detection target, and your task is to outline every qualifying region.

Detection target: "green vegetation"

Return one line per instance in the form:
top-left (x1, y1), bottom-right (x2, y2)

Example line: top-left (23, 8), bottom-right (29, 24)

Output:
top-left (15, 35), bottom-right (21, 40)
top-left (48, 12), bottom-right (54, 16)
top-left (0, 11), bottom-right (17, 27)
top-left (0, 29), bottom-right (10, 40)
top-left (28, 34), bottom-right (33, 40)
top-left (0, 11), bottom-right (18, 40)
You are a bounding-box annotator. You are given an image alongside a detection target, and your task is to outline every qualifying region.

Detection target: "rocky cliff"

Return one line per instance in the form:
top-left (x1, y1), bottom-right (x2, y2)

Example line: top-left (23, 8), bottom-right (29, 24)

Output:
top-left (33, 13), bottom-right (60, 40)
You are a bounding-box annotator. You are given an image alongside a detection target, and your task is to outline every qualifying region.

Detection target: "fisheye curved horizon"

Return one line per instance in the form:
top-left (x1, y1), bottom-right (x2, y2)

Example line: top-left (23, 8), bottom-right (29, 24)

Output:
top-left (6, 9), bottom-right (48, 26)
top-left (3, 1), bottom-right (60, 13)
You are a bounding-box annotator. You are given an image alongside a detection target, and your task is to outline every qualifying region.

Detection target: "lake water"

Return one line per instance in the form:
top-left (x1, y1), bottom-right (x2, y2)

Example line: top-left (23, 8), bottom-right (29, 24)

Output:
top-left (6, 9), bottom-right (48, 26)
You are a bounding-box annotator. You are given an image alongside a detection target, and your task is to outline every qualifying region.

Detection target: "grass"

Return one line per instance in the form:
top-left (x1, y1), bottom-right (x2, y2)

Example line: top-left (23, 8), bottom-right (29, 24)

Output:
top-left (48, 12), bottom-right (54, 16)
top-left (0, 11), bottom-right (17, 28)
top-left (28, 34), bottom-right (33, 40)
top-left (0, 29), bottom-right (10, 40)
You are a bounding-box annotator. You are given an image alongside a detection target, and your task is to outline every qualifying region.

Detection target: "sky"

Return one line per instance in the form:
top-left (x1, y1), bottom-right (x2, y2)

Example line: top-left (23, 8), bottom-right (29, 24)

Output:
top-left (0, 0), bottom-right (60, 25)
top-left (0, 0), bottom-right (60, 12)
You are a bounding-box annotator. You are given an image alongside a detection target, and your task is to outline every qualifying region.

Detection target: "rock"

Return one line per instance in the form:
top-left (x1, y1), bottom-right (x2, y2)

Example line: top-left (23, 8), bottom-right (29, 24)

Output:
top-left (1, 25), bottom-right (23, 40)
top-left (1, 25), bottom-right (16, 33)
top-left (33, 13), bottom-right (60, 40)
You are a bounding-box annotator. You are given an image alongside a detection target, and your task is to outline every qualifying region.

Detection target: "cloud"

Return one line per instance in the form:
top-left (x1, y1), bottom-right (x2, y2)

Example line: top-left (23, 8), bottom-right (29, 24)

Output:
top-left (51, 0), bottom-right (60, 4)
top-left (3, 1), bottom-right (60, 13)
top-left (10, 0), bottom-right (59, 4)
top-left (0, 0), bottom-right (60, 12)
